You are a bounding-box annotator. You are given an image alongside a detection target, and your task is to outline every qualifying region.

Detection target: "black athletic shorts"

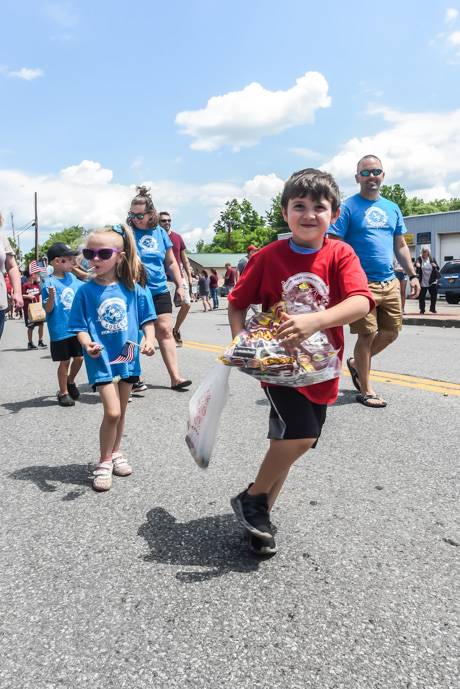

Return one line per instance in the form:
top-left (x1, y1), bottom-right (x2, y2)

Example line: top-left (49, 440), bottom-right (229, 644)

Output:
top-left (153, 291), bottom-right (172, 315)
top-left (24, 314), bottom-right (39, 329)
top-left (50, 336), bottom-right (83, 362)
top-left (92, 375), bottom-right (139, 392)
top-left (264, 386), bottom-right (327, 442)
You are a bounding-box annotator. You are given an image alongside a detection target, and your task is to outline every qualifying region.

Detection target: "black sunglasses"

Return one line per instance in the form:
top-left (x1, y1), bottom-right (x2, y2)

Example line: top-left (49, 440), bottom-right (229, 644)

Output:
top-left (82, 247), bottom-right (121, 261)
top-left (359, 169), bottom-right (383, 177)
top-left (160, 218), bottom-right (171, 223)
top-left (128, 211), bottom-right (147, 220)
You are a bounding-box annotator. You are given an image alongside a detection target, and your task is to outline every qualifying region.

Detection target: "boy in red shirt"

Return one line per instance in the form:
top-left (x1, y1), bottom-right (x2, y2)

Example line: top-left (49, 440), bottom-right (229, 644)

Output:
top-left (228, 168), bottom-right (374, 555)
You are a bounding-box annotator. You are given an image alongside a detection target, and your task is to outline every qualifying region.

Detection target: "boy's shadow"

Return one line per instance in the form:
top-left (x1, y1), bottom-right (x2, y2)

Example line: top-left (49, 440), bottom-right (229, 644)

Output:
top-left (138, 507), bottom-right (264, 583)
top-left (1, 396), bottom-right (58, 414)
top-left (10, 463), bottom-right (91, 500)
top-left (334, 388), bottom-right (360, 406)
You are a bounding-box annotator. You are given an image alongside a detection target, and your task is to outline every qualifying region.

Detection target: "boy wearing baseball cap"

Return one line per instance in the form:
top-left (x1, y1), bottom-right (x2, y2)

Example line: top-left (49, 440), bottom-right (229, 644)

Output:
top-left (42, 243), bottom-right (84, 407)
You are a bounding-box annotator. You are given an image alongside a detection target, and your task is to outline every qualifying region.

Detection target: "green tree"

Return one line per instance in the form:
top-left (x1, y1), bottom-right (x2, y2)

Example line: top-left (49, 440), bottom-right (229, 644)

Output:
top-left (265, 192), bottom-right (289, 235)
top-left (199, 199), bottom-right (276, 252)
top-left (22, 226), bottom-right (85, 268)
top-left (380, 184), bottom-right (408, 214)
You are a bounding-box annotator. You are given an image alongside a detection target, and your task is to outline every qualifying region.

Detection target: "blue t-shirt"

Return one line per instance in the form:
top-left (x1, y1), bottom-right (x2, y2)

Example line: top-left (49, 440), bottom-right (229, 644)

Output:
top-left (42, 273), bottom-right (84, 342)
top-left (329, 194), bottom-right (406, 281)
top-left (134, 226), bottom-right (173, 296)
top-left (68, 280), bottom-right (156, 385)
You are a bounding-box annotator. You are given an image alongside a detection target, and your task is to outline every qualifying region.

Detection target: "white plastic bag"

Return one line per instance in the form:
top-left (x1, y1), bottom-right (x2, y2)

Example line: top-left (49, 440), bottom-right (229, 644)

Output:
top-left (185, 364), bottom-right (231, 469)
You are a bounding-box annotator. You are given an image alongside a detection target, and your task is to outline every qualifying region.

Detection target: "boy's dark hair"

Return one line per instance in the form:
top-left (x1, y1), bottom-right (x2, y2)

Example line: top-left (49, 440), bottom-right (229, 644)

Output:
top-left (281, 168), bottom-right (341, 213)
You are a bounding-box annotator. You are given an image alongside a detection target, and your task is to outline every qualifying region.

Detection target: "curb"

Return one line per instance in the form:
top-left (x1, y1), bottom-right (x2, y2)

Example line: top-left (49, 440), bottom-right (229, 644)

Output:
top-left (403, 317), bottom-right (460, 328)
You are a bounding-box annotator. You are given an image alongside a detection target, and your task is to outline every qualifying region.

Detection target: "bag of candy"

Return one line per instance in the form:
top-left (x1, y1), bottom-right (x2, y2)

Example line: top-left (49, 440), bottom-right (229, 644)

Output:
top-left (221, 272), bottom-right (341, 387)
top-left (185, 364), bottom-right (231, 468)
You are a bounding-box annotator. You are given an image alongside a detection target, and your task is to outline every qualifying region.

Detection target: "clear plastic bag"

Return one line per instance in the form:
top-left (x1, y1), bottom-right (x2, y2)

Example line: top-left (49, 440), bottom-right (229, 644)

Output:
top-left (185, 364), bottom-right (231, 469)
top-left (221, 272), bottom-right (341, 388)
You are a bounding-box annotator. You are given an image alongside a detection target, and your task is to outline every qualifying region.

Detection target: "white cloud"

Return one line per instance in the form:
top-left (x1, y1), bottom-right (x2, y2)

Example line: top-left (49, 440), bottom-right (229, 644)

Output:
top-left (181, 226), bottom-right (215, 249)
top-left (322, 105), bottom-right (460, 198)
top-left (1, 66), bottom-right (44, 80)
top-left (130, 158), bottom-right (144, 170)
top-left (0, 162), bottom-right (285, 251)
top-left (242, 174), bottom-right (284, 213)
top-left (446, 8), bottom-right (459, 22)
top-left (175, 71), bottom-right (331, 151)
top-left (289, 147), bottom-right (323, 161)
top-left (447, 30), bottom-right (460, 46)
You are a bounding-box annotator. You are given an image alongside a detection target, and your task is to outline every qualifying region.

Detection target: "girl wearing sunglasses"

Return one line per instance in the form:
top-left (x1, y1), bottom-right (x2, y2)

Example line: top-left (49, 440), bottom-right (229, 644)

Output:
top-left (127, 186), bottom-right (192, 391)
top-left (68, 224), bottom-right (156, 491)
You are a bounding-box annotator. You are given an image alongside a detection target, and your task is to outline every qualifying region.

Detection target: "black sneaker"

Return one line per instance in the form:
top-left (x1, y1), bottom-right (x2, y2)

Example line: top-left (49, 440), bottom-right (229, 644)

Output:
top-left (57, 393), bottom-right (75, 407)
top-left (27, 342), bottom-right (38, 350)
top-left (37, 340), bottom-right (47, 349)
top-left (230, 486), bottom-right (273, 540)
top-left (67, 382), bottom-right (80, 400)
top-left (132, 381), bottom-right (148, 393)
top-left (249, 533), bottom-right (277, 556)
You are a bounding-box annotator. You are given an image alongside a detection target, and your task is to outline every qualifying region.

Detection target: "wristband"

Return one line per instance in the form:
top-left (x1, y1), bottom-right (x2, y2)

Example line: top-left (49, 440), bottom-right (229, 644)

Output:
top-left (408, 274), bottom-right (418, 280)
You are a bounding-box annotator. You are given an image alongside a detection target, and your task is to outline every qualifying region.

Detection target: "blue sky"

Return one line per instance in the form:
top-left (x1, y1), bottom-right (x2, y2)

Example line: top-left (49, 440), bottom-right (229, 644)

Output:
top-left (1, 0), bottom-right (460, 252)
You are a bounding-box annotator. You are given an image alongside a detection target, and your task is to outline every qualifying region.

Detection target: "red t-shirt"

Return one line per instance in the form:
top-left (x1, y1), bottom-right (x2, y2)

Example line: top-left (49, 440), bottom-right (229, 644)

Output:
top-left (224, 267), bottom-right (236, 287)
top-left (21, 280), bottom-right (41, 318)
top-left (167, 230), bottom-right (186, 278)
top-left (228, 237), bottom-right (375, 405)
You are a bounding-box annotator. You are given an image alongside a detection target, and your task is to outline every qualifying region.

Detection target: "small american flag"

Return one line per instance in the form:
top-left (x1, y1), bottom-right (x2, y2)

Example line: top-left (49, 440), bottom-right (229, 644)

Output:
top-left (29, 260), bottom-right (47, 275)
top-left (109, 340), bottom-right (137, 364)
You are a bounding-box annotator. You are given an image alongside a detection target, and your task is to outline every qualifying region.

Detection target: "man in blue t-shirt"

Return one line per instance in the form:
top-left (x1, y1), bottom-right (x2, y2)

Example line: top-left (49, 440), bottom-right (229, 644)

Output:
top-left (329, 155), bottom-right (420, 408)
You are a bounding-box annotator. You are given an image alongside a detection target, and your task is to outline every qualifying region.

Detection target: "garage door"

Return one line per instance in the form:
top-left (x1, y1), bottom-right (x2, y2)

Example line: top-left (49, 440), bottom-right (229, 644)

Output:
top-left (440, 233), bottom-right (460, 262)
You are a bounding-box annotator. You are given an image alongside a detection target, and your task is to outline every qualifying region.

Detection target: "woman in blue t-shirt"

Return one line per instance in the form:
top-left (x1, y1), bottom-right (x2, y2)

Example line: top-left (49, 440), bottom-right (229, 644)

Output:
top-left (127, 186), bottom-right (191, 391)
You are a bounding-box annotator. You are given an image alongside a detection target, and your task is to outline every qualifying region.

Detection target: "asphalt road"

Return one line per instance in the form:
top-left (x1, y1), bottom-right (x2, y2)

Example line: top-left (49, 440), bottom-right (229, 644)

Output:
top-left (1, 302), bottom-right (459, 689)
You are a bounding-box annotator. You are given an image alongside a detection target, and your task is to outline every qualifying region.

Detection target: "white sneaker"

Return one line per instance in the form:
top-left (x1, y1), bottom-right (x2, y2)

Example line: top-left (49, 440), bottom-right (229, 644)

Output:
top-left (92, 461), bottom-right (113, 491)
top-left (112, 451), bottom-right (133, 477)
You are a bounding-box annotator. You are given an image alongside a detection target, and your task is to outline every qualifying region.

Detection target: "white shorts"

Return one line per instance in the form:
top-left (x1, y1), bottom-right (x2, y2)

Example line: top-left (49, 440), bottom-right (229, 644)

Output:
top-left (168, 279), bottom-right (191, 306)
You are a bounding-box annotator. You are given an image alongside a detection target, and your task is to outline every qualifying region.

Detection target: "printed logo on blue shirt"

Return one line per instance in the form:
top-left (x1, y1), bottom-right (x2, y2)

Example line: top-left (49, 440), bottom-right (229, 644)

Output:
top-left (60, 287), bottom-right (75, 310)
top-left (97, 298), bottom-right (128, 333)
top-left (138, 234), bottom-right (158, 254)
top-left (364, 207), bottom-right (388, 228)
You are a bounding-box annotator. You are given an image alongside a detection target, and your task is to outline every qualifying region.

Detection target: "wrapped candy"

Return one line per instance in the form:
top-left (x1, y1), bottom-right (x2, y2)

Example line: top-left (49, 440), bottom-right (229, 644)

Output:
top-left (221, 272), bottom-right (341, 387)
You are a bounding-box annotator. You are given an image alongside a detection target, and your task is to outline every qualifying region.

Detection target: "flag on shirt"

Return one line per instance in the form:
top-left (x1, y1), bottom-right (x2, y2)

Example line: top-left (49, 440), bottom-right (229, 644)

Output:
top-left (109, 340), bottom-right (136, 364)
top-left (29, 260), bottom-right (47, 275)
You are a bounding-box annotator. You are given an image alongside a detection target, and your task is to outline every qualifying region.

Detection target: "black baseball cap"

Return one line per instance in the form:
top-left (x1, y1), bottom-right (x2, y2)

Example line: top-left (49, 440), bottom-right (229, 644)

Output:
top-left (47, 243), bottom-right (79, 262)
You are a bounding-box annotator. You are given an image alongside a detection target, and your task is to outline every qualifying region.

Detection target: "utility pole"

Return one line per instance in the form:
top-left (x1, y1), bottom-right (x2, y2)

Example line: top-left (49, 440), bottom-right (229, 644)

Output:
top-left (34, 192), bottom-right (39, 260)
top-left (10, 212), bottom-right (15, 244)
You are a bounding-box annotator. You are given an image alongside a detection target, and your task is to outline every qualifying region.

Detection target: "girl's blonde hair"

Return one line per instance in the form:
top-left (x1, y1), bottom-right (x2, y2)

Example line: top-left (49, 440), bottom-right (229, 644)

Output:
top-left (127, 186), bottom-right (159, 227)
top-left (89, 223), bottom-right (146, 290)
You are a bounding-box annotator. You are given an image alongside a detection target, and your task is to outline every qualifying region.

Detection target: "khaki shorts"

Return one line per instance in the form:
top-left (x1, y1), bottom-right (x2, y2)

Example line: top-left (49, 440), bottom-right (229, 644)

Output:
top-left (350, 278), bottom-right (402, 335)
top-left (167, 278), bottom-right (191, 306)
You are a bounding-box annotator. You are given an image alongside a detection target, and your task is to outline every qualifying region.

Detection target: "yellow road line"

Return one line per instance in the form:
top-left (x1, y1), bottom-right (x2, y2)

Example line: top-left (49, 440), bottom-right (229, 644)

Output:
top-left (183, 340), bottom-right (460, 396)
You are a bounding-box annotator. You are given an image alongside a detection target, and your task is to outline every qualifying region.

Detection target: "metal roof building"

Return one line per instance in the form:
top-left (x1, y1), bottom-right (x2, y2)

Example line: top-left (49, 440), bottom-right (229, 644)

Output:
top-left (186, 253), bottom-right (246, 277)
top-left (404, 210), bottom-right (460, 263)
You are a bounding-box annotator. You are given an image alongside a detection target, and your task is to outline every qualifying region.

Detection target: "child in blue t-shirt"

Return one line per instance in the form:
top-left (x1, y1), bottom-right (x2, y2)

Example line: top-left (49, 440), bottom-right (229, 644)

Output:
top-left (42, 242), bottom-right (84, 407)
top-left (69, 224), bottom-right (156, 492)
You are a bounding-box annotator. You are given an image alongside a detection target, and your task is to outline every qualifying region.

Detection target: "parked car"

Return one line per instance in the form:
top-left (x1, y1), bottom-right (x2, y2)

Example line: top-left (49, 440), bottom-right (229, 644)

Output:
top-left (438, 260), bottom-right (460, 304)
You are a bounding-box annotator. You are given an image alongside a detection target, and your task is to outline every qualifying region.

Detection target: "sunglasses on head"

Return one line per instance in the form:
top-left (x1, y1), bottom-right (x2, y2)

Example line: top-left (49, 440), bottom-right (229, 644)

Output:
top-left (82, 247), bottom-right (121, 261)
top-left (359, 168), bottom-right (383, 177)
top-left (128, 211), bottom-right (147, 220)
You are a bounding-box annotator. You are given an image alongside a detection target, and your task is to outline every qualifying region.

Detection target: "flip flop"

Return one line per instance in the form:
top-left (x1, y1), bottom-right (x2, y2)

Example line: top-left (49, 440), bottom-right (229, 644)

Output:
top-left (346, 357), bottom-right (361, 392)
top-left (356, 393), bottom-right (387, 408)
top-left (171, 379), bottom-right (192, 390)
